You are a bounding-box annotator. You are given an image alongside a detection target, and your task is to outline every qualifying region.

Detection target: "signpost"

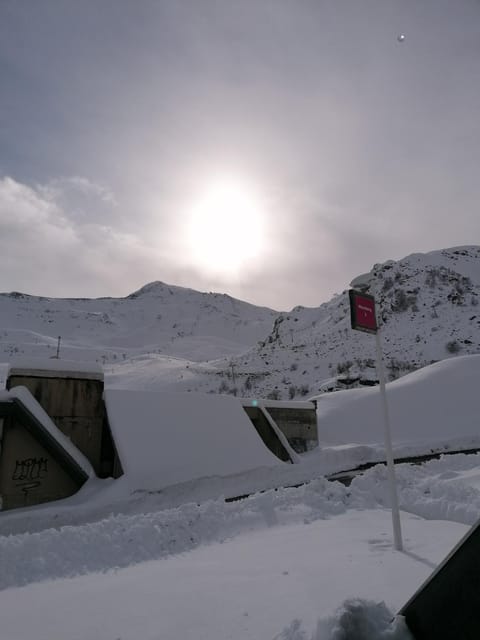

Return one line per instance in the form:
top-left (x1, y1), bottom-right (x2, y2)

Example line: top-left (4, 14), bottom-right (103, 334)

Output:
top-left (348, 290), bottom-right (377, 334)
top-left (349, 289), bottom-right (403, 552)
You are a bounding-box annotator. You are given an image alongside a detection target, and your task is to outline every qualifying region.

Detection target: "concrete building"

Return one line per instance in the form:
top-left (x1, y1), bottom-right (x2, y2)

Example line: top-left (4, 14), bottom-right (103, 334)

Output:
top-left (6, 359), bottom-right (117, 477)
top-left (242, 399), bottom-right (318, 454)
top-left (0, 387), bottom-right (91, 510)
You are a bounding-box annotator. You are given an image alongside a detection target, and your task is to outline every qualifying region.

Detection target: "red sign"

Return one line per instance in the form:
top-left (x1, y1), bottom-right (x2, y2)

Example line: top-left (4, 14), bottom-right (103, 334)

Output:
top-left (349, 289), bottom-right (377, 334)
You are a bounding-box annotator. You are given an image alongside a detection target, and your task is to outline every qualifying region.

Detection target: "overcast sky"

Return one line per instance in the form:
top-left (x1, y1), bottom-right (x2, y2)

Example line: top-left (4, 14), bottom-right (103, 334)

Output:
top-left (1, 0), bottom-right (479, 310)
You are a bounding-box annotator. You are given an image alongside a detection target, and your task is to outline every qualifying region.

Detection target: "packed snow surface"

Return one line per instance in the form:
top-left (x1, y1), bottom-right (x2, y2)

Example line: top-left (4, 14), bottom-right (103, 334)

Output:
top-left (1, 453), bottom-right (479, 638)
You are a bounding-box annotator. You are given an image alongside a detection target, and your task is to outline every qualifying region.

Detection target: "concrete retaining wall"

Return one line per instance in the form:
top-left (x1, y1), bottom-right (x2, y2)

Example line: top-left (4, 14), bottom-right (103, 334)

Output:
top-left (0, 413), bottom-right (80, 509)
top-left (0, 391), bottom-right (90, 511)
top-left (242, 400), bottom-right (318, 454)
top-left (7, 361), bottom-right (107, 476)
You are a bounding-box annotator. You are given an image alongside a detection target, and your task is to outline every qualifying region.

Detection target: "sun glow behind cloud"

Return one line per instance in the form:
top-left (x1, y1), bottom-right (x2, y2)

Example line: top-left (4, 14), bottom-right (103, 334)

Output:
top-left (185, 177), bottom-right (267, 278)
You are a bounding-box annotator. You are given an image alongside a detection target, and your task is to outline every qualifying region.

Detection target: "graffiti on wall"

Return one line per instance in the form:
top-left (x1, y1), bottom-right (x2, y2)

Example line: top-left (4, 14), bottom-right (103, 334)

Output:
top-left (12, 457), bottom-right (49, 497)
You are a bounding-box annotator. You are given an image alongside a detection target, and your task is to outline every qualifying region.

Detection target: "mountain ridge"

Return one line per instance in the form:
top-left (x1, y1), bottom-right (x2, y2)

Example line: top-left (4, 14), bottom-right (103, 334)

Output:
top-left (1, 245), bottom-right (479, 398)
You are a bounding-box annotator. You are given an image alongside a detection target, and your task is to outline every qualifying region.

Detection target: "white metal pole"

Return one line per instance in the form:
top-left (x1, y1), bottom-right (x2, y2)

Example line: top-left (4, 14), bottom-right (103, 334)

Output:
top-left (375, 329), bottom-right (403, 551)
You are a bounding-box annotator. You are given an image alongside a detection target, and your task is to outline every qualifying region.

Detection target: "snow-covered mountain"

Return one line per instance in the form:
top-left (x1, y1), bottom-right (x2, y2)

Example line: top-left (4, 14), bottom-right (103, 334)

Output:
top-left (181, 246), bottom-right (480, 399)
top-left (1, 246), bottom-right (479, 398)
top-left (0, 281), bottom-right (277, 366)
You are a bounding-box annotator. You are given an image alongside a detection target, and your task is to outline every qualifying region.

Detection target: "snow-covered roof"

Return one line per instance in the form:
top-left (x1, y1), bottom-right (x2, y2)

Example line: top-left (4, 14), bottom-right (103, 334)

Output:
top-left (7, 358), bottom-right (104, 381)
top-left (104, 390), bottom-right (283, 491)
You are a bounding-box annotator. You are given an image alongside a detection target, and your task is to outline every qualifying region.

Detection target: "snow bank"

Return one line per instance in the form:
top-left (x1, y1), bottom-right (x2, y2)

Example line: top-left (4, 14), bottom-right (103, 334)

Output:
top-left (351, 453), bottom-right (480, 526)
top-left (104, 390), bottom-right (282, 491)
top-left (1, 453), bottom-right (476, 591)
top-left (0, 478), bottom-right (348, 589)
top-left (0, 508), bottom-right (464, 640)
top-left (276, 600), bottom-right (413, 640)
top-left (316, 355), bottom-right (480, 449)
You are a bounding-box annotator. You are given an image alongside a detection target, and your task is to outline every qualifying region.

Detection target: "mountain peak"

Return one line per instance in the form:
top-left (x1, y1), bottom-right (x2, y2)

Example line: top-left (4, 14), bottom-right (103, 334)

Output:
top-left (125, 281), bottom-right (172, 298)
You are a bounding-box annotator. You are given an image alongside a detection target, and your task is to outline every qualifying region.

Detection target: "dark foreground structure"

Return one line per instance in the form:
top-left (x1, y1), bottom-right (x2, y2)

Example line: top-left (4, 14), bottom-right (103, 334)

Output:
top-left (400, 519), bottom-right (480, 639)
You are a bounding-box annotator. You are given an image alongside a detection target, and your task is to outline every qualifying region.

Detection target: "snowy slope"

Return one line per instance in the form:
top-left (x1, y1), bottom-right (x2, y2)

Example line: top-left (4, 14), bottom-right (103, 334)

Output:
top-left (186, 246), bottom-right (480, 399)
top-left (1, 246), bottom-right (480, 402)
top-left (0, 281), bottom-right (277, 365)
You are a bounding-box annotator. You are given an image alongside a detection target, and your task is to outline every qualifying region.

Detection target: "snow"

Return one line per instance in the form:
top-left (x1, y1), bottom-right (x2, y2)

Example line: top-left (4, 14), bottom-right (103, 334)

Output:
top-left (1, 247), bottom-right (480, 638)
top-left (315, 355), bottom-right (480, 450)
top-left (104, 390), bottom-right (282, 490)
top-left (7, 357), bottom-right (103, 380)
top-left (350, 271), bottom-right (374, 290)
top-left (209, 245), bottom-right (480, 401)
top-left (3, 245), bottom-right (480, 402)
top-left (3, 356), bottom-right (480, 533)
top-left (0, 282), bottom-right (277, 367)
top-left (0, 497), bottom-right (467, 639)
top-left (1, 452), bottom-right (479, 638)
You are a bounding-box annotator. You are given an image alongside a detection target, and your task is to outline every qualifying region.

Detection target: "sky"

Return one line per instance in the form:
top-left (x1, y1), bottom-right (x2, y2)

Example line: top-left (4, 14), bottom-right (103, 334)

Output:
top-left (1, 0), bottom-right (479, 311)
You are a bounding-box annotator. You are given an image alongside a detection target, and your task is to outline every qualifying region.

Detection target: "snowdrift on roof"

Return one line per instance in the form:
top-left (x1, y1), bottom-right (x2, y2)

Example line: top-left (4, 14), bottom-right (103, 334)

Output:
top-left (104, 390), bottom-right (283, 491)
top-left (8, 357), bottom-right (103, 380)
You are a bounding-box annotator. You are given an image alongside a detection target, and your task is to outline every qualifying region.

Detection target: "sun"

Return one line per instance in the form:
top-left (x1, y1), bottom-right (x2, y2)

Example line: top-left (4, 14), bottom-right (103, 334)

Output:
top-left (186, 178), bottom-right (266, 276)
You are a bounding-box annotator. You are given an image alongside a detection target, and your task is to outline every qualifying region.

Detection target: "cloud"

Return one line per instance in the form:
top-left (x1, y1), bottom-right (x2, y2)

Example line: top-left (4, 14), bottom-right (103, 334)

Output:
top-left (1, 2), bottom-right (480, 310)
top-left (0, 176), bottom-right (163, 297)
top-left (39, 176), bottom-right (117, 212)
top-left (0, 174), bottom-right (344, 309)
top-left (1, 169), bottom-right (477, 313)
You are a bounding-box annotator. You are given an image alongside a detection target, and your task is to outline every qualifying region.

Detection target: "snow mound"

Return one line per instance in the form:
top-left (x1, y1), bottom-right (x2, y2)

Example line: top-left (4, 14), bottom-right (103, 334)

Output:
top-left (2, 453), bottom-right (477, 590)
top-left (316, 355), bottom-right (480, 449)
top-left (276, 600), bottom-right (412, 640)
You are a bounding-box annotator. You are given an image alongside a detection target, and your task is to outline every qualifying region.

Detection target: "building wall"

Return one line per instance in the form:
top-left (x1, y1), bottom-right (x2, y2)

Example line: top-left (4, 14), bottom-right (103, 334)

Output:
top-left (0, 415), bottom-right (81, 510)
top-left (243, 406), bottom-right (292, 462)
top-left (7, 375), bottom-right (104, 474)
top-left (263, 407), bottom-right (318, 453)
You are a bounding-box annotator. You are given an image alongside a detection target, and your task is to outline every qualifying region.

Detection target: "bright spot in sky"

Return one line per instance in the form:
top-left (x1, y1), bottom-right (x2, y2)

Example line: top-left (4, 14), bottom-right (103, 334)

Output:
top-left (186, 178), bottom-right (266, 277)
